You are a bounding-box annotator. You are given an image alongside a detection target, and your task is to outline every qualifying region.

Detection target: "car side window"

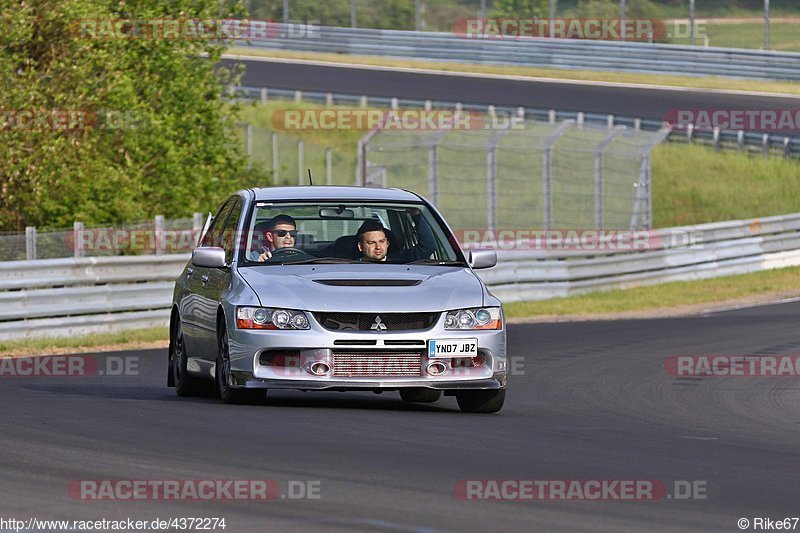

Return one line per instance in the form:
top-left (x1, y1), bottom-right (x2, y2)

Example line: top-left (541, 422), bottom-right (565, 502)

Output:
top-left (201, 199), bottom-right (234, 248)
top-left (221, 200), bottom-right (242, 264)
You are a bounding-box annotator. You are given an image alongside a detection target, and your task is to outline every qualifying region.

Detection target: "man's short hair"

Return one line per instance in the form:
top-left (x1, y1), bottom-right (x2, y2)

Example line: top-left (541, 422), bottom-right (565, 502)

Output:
top-left (266, 214), bottom-right (296, 231)
top-left (253, 221), bottom-right (272, 234)
top-left (356, 219), bottom-right (388, 242)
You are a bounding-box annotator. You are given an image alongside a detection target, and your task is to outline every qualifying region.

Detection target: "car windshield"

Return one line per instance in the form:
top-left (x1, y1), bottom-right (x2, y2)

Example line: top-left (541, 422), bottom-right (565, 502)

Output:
top-left (240, 201), bottom-right (465, 266)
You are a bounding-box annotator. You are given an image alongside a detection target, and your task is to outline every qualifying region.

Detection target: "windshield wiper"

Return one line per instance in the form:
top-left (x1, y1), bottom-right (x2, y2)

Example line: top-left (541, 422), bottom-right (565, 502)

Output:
top-left (406, 259), bottom-right (467, 266)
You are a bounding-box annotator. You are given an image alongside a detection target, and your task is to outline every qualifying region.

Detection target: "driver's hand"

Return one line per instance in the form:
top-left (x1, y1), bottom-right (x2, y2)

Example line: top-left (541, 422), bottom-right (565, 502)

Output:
top-left (257, 251), bottom-right (272, 262)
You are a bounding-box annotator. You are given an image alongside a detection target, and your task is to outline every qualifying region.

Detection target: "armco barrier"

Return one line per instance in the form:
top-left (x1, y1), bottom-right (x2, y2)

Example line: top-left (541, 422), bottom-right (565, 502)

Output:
top-left (2, 213), bottom-right (800, 340)
top-left (478, 213), bottom-right (800, 302)
top-left (0, 255), bottom-right (188, 341)
top-left (236, 24), bottom-right (800, 81)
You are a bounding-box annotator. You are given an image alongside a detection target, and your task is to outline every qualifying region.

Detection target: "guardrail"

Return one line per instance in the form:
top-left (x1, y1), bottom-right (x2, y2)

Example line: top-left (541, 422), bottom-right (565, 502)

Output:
top-left (3, 213), bottom-right (800, 340)
top-left (237, 24), bottom-right (800, 81)
top-left (478, 213), bottom-right (800, 302)
top-left (0, 255), bottom-right (187, 341)
top-left (234, 85), bottom-right (800, 159)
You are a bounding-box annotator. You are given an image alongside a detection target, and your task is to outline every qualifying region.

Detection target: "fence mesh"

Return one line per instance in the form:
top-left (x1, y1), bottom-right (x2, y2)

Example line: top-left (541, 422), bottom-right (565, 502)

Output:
top-left (364, 119), bottom-right (670, 232)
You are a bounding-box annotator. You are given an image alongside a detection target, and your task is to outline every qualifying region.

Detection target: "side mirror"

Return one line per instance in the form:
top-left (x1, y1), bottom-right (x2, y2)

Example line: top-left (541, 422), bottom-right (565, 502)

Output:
top-left (468, 249), bottom-right (497, 269)
top-left (192, 247), bottom-right (227, 268)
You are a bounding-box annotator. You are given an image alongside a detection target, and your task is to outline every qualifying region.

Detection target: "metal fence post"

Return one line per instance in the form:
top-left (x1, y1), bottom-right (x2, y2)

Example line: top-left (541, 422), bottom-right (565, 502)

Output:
top-left (594, 126), bottom-right (626, 230)
top-left (73, 221), bottom-right (84, 258)
top-left (762, 134), bottom-right (770, 158)
top-left (260, 87), bottom-right (268, 104)
top-left (272, 132), bottom-right (279, 183)
top-left (246, 124), bottom-right (253, 170)
top-left (192, 212), bottom-right (203, 245)
top-left (297, 139), bottom-right (304, 185)
top-left (542, 120), bottom-right (574, 231)
top-left (486, 123), bottom-right (512, 232)
top-left (25, 226), bottom-right (36, 261)
top-left (428, 142), bottom-right (438, 207)
top-left (326, 148), bottom-right (333, 185)
top-left (155, 215), bottom-right (165, 255)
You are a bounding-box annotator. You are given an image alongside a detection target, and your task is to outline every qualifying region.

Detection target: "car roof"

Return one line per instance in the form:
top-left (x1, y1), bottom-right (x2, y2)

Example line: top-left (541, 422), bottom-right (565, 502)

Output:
top-left (249, 186), bottom-right (422, 203)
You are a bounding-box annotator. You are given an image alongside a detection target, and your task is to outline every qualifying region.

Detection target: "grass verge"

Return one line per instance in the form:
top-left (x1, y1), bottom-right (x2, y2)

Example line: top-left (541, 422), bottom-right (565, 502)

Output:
top-left (0, 327), bottom-right (168, 358)
top-left (505, 266), bottom-right (800, 319)
top-left (226, 47), bottom-right (800, 96)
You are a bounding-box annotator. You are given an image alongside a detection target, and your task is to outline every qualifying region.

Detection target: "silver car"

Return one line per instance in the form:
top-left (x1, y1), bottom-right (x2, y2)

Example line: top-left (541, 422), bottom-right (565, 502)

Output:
top-left (168, 186), bottom-right (507, 413)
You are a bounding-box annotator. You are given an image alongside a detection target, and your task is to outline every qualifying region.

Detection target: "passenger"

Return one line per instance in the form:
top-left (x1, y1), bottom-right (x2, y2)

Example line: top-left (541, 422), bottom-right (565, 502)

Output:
top-left (248, 214), bottom-right (297, 262)
top-left (356, 209), bottom-right (436, 262)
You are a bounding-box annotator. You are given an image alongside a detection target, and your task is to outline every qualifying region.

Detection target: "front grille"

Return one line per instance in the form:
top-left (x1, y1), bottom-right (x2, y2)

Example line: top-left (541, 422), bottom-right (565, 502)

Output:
top-left (332, 351), bottom-right (423, 377)
top-left (314, 312), bottom-right (439, 331)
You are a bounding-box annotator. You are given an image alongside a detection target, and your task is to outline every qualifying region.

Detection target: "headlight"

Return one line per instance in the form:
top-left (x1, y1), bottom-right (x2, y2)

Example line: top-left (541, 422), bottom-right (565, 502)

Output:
top-left (444, 307), bottom-right (502, 330)
top-left (237, 307), bottom-right (310, 330)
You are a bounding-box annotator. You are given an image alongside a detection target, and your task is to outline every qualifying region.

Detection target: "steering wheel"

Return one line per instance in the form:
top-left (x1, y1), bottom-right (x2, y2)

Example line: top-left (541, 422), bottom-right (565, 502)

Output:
top-left (267, 247), bottom-right (314, 261)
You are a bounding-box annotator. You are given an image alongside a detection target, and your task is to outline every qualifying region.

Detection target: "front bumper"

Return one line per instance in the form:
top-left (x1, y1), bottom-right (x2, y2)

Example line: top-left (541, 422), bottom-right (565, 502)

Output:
top-left (227, 313), bottom-right (507, 391)
top-left (240, 374), bottom-right (507, 391)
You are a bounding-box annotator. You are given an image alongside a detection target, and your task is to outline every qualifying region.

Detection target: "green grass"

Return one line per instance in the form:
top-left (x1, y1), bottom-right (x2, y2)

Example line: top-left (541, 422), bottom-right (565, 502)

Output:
top-left (670, 21), bottom-right (800, 51)
top-left (227, 47), bottom-right (800, 96)
top-left (652, 143), bottom-right (800, 227)
top-left (505, 266), bottom-right (800, 318)
top-left (0, 327), bottom-right (168, 357)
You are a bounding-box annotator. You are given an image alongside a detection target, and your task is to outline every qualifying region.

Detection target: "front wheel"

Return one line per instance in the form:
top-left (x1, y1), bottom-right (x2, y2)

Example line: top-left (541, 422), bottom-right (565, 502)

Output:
top-left (456, 389), bottom-right (506, 413)
top-left (215, 324), bottom-right (267, 405)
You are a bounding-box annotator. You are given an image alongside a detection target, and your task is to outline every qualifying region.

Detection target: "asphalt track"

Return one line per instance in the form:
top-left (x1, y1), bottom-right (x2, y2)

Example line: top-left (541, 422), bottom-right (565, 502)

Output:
top-left (224, 57), bottom-right (800, 120)
top-left (3, 300), bottom-right (800, 532)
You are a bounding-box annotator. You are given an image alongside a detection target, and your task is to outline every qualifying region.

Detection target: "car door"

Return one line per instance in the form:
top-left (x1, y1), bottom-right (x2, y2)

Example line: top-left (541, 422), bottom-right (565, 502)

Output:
top-left (193, 198), bottom-right (242, 362)
top-left (182, 199), bottom-right (234, 360)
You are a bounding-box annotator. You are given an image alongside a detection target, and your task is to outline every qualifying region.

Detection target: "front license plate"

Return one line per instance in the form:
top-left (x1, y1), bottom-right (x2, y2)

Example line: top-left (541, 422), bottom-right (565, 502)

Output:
top-left (428, 338), bottom-right (478, 358)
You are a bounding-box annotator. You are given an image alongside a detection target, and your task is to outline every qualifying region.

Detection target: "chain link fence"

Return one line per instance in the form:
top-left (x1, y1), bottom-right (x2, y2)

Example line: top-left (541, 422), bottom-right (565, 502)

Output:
top-left (0, 216), bottom-right (202, 262)
top-left (360, 118), bottom-right (670, 231)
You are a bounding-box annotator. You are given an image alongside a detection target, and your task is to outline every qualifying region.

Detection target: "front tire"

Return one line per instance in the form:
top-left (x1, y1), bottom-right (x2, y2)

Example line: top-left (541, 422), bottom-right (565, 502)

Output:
top-left (456, 389), bottom-right (506, 413)
top-left (170, 316), bottom-right (212, 397)
top-left (399, 388), bottom-right (442, 403)
top-left (215, 323), bottom-right (266, 405)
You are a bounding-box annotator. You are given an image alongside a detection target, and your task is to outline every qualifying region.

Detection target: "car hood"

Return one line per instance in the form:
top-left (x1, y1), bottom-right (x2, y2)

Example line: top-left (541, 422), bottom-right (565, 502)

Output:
top-left (237, 264), bottom-right (484, 312)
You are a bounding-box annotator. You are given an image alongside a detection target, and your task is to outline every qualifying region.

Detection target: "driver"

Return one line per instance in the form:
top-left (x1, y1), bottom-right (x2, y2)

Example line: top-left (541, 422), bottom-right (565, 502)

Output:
top-left (249, 214), bottom-right (297, 262)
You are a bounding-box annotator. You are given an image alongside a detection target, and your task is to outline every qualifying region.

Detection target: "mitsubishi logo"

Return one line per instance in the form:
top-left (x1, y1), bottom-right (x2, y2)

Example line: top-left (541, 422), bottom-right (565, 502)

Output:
top-left (370, 315), bottom-right (387, 332)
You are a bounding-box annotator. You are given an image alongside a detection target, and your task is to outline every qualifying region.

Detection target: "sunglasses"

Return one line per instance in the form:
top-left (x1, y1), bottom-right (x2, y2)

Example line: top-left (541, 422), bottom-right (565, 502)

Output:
top-left (270, 229), bottom-right (298, 238)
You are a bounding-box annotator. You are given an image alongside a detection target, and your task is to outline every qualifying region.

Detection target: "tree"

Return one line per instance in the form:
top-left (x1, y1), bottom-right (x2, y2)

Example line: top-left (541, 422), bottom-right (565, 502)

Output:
top-left (491, 0), bottom-right (552, 18)
top-left (0, 0), bottom-right (264, 231)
